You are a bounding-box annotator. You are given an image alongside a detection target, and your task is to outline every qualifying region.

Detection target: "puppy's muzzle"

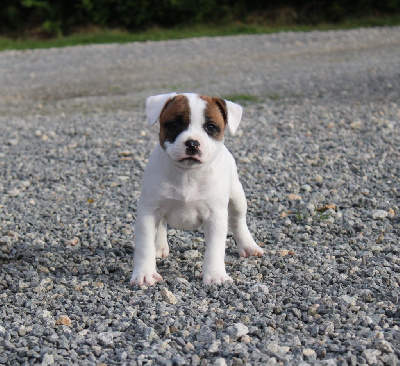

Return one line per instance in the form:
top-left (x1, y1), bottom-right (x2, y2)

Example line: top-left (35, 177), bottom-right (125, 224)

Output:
top-left (185, 139), bottom-right (201, 156)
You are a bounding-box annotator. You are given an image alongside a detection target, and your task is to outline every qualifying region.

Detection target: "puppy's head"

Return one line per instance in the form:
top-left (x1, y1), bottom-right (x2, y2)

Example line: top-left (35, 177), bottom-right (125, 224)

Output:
top-left (146, 93), bottom-right (242, 168)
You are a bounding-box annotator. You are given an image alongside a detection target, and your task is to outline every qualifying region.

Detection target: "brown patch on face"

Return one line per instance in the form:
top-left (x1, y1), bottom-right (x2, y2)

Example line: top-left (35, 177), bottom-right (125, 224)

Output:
top-left (159, 95), bottom-right (191, 149)
top-left (200, 95), bottom-right (227, 141)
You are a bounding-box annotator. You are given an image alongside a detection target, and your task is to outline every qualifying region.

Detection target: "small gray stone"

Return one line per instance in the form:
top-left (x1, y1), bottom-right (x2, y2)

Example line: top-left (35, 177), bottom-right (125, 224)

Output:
top-left (8, 188), bottom-right (20, 197)
top-left (266, 342), bottom-right (290, 354)
top-left (321, 321), bottom-right (335, 335)
top-left (314, 175), bottom-right (324, 183)
top-left (303, 348), bottom-right (317, 361)
top-left (350, 120), bottom-right (363, 129)
top-left (372, 210), bottom-right (388, 220)
top-left (226, 323), bottom-right (249, 339)
top-left (309, 192), bottom-right (325, 204)
top-left (36, 310), bottom-right (55, 326)
top-left (18, 325), bottom-right (27, 336)
top-left (320, 360), bottom-right (337, 366)
top-left (213, 358), bottom-right (227, 366)
top-left (97, 332), bottom-right (114, 347)
top-left (144, 327), bottom-right (157, 341)
top-left (196, 327), bottom-right (215, 342)
top-left (183, 250), bottom-right (200, 259)
top-left (172, 355), bottom-right (186, 365)
top-left (362, 349), bottom-right (381, 365)
top-left (339, 295), bottom-right (357, 306)
top-left (7, 139), bottom-right (19, 146)
top-left (209, 340), bottom-right (221, 353)
top-left (161, 288), bottom-right (178, 305)
top-left (34, 278), bottom-right (54, 293)
top-left (0, 237), bottom-right (11, 246)
top-left (301, 184), bottom-right (312, 192)
top-left (310, 324), bottom-right (319, 337)
top-left (249, 283), bottom-right (269, 294)
top-left (360, 289), bottom-right (374, 303)
top-left (375, 339), bottom-right (394, 353)
top-left (41, 353), bottom-right (54, 366)
top-left (191, 355), bottom-right (201, 366)
top-left (379, 354), bottom-right (398, 366)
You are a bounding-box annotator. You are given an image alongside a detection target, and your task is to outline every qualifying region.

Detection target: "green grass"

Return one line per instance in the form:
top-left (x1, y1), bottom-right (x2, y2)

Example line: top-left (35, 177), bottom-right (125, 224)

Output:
top-left (267, 94), bottom-right (281, 101)
top-left (222, 94), bottom-right (259, 103)
top-left (293, 204), bottom-right (334, 224)
top-left (1, 15), bottom-right (400, 51)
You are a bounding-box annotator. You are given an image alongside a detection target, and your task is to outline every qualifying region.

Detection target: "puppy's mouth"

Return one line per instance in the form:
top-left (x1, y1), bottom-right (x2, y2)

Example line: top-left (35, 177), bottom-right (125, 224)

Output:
top-left (179, 157), bottom-right (202, 165)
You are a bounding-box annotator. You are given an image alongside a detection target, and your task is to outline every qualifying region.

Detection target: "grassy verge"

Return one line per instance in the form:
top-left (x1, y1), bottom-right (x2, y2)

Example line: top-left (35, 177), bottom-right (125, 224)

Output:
top-left (1, 15), bottom-right (400, 51)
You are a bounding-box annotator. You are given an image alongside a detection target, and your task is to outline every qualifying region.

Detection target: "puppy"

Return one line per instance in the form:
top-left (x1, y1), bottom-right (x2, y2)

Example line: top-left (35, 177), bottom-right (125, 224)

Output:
top-left (130, 93), bottom-right (264, 286)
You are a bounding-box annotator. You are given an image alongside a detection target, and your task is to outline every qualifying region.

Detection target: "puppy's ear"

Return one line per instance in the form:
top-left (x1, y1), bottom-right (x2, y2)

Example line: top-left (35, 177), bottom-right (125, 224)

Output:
top-left (146, 93), bottom-right (177, 127)
top-left (225, 100), bottom-right (243, 135)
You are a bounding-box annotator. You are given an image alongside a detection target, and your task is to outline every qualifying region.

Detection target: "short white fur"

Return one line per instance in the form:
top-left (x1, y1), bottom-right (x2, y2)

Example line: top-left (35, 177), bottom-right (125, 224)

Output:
top-left (130, 93), bottom-right (264, 286)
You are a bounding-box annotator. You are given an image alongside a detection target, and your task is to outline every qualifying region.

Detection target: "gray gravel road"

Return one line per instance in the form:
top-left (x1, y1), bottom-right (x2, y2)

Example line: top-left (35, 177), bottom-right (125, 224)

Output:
top-left (1, 27), bottom-right (400, 365)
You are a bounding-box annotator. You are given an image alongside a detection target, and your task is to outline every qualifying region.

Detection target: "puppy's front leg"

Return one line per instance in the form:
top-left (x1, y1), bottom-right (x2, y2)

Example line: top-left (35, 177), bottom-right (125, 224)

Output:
top-left (130, 209), bottom-right (163, 286)
top-left (202, 210), bottom-right (233, 285)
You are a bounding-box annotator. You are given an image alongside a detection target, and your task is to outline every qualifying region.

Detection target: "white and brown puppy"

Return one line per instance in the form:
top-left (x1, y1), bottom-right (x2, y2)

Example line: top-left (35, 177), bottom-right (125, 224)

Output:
top-left (130, 92), bottom-right (264, 286)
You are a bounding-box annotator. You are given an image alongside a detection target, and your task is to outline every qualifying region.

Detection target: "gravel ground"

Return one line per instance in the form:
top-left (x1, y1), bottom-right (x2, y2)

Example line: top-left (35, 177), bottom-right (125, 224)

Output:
top-left (0, 27), bottom-right (400, 365)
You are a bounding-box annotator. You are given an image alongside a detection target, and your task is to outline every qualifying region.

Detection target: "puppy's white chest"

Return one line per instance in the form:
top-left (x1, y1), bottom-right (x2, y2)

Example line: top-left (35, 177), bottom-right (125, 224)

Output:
top-left (161, 178), bottom-right (206, 202)
top-left (163, 201), bottom-right (207, 231)
top-left (160, 177), bottom-right (210, 230)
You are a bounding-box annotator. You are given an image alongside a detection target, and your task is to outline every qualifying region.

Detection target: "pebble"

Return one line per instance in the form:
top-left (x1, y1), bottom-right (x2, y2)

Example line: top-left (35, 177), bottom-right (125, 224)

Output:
top-left (362, 349), bottom-right (381, 364)
top-left (183, 250), bottom-right (200, 259)
top-left (8, 188), bottom-right (20, 197)
top-left (339, 295), bottom-right (357, 307)
top-left (309, 192), bottom-right (325, 204)
top-left (303, 349), bottom-right (317, 361)
top-left (267, 342), bottom-right (290, 354)
top-left (55, 315), bottom-right (72, 327)
top-left (118, 150), bottom-right (133, 157)
top-left (350, 120), bottom-right (363, 129)
top-left (7, 139), bottom-right (19, 146)
top-left (161, 288), bottom-right (178, 305)
top-left (41, 353), bottom-right (54, 366)
top-left (375, 339), bottom-right (394, 353)
top-left (249, 283), bottom-right (269, 294)
top-left (301, 184), bottom-right (312, 192)
top-left (213, 358), bottom-right (227, 366)
top-left (97, 332), bottom-right (114, 347)
top-left (372, 210), bottom-right (388, 220)
top-left (209, 340), bottom-right (221, 353)
top-left (0, 236), bottom-right (11, 246)
top-left (314, 175), bottom-right (324, 183)
top-left (226, 323), bottom-right (249, 339)
top-left (66, 237), bottom-right (80, 246)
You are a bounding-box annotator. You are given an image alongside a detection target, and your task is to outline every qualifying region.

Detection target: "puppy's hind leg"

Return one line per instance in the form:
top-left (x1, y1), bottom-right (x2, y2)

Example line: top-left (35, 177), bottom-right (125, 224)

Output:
top-left (229, 180), bottom-right (264, 258)
top-left (155, 218), bottom-right (169, 258)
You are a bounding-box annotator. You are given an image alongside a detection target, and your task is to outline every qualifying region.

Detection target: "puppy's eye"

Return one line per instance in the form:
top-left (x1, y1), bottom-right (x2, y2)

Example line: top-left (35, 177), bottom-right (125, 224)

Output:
top-left (204, 122), bottom-right (219, 135)
top-left (166, 120), bottom-right (181, 131)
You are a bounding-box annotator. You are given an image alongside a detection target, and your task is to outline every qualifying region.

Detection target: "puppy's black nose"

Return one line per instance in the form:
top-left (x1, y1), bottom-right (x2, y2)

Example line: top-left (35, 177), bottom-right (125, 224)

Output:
top-left (185, 139), bottom-right (200, 149)
top-left (185, 139), bottom-right (200, 156)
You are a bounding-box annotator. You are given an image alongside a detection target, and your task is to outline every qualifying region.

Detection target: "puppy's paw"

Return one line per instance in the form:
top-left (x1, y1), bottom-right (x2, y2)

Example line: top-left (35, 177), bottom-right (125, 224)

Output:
top-left (238, 241), bottom-right (264, 258)
top-left (203, 272), bottom-right (233, 285)
top-left (130, 270), bottom-right (163, 286)
top-left (156, 245), bottom-right (169, 258)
